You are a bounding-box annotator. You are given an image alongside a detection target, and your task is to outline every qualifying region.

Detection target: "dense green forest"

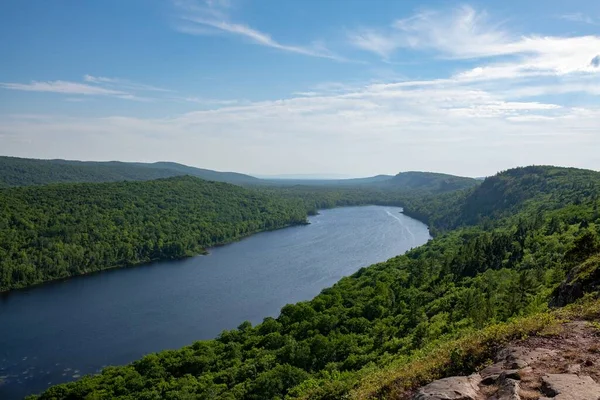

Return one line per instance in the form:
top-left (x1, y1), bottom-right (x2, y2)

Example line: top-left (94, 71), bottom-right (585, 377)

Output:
top-left (0, 176), bottom-right (308, 291)
top-left (30, 166), bottom-right (600, 400)
top-left (0, 156), bottom-right (261, 187)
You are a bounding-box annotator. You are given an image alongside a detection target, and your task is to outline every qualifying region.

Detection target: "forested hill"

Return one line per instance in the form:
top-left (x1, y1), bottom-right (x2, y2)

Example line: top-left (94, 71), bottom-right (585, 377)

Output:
top-left (31, 165), bottom-right (600, 400)
top-left (0, 156), bottom-right (261, 187)
top-left (0, 176), bottom-right (307, 291)
top-left (385, 171), bottom-right (479, 192)
top-left (0, 156), bottom-right (480, 195)
top-left (404, 165), bottom-right (600, 233)
top-left (262, 171), bottom-right (479, 193)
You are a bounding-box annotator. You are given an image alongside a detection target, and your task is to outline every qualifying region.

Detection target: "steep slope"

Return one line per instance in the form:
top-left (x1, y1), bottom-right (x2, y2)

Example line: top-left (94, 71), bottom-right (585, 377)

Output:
top-left (30, 166), bottom-right (600, 400)
top-left (0, 156), bottom-right (260, 186)
top-left (0, 176), bottom-right (307, 291)
top-left (404, 165), bottom-right (600, 233)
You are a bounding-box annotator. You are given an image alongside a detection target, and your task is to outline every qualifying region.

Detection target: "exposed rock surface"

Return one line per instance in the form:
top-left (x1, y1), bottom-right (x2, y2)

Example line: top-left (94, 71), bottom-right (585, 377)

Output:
top-left (550, 255), bottom-right (600, 307)
top-left (413, 375), bottom-right (482, 400)
top-left (541, 374), bottom-right (600, 400)
top-left (411, 322), bottom-right (600, 400)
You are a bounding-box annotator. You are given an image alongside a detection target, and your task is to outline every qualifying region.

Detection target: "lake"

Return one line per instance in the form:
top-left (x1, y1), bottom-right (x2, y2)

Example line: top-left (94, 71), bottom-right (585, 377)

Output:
top-left (0, 206), bottom-right (430, 399)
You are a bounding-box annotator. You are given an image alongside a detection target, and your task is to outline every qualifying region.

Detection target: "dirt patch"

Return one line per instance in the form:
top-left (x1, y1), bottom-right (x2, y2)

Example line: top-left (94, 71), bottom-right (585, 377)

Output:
top-left (515, 321), bottom-right (600, 389)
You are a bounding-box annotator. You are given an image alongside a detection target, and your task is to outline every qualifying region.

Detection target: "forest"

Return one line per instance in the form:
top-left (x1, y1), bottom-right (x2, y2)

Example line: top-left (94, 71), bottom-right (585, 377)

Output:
top-left (28, 166), bottom-right (600, 399)
top-left (0, 176), bottom-right (308, 291)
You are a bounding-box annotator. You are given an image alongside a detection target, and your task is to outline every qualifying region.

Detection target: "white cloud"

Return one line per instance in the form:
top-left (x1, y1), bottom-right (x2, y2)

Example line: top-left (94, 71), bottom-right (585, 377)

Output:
top-left (348, 29), bottom-right (400, 59)
top-left (0, 79), bottom-right (159, 101)
top-left (0, 81), bottom-right (128, 96)
top-left (2, 77), bottom-right (598, 177)
top-left (560, 13), bottom-right (596, 25)
top-left (173, 0), bottom-right (344, 61)
top-left (177, 96), bottom-right (239, 105)
top-left (348, 5), bottom-right (600, 82)
top-left (83, 75), bottom-right (172, 92)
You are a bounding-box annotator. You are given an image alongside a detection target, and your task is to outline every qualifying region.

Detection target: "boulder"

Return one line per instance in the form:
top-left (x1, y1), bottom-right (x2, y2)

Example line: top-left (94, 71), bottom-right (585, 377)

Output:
top-left (412, 374), bottom-right (482, 400)
top-left (496, 346), bottom-right (557, 369)
top-left (480, 363), bottom-right (506, 385)
top-left (490, 378), bottom-right (521, 400)
top-left (541, 374), bottom-right (600, 400)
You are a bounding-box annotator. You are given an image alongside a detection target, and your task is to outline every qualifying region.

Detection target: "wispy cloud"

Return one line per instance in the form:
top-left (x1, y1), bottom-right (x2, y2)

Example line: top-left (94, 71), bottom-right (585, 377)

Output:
top-left (560, 13), bottom-right (596, 25)
top-left (0, 75), bottom-right (241, 105)
top-left (83, 75), bottom-right (172, 93)
top-left (348, 5), bottom-right (600, 83)
top-left (347, 30), bottom-right (400, 60)
top-left (173, 0), bottom-right (345, 61)
top-left (0, 81), bottom-right (128, 96)
top-left (175, 96), bottom-right (240, 105)
top-left (0, 78), bottom-right (161, 102)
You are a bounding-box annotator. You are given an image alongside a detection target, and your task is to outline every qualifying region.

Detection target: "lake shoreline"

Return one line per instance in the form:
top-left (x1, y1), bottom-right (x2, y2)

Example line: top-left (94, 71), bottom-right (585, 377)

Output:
top-left (0, 219), bottom-right (312, 296)
top-left (1, 204), bottom-right (421, 295)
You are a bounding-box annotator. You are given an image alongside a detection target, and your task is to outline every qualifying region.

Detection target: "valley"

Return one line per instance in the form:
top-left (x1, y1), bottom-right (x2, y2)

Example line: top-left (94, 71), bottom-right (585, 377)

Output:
top-left (0, 160), bottom-right (599, 400)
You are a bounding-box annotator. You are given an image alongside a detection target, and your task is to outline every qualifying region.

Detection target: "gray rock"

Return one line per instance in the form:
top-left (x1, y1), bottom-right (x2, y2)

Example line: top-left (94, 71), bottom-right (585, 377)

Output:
top-left (541, 374), bottom-right (600, 400)
top-left (496, 346), bottom-right (557, 369)
top-left (499, 370), bottom-right (521, 381)
top-left (480, 363), bottom-right (506, 385)
top-left (490, 378), bottom-right (521, 400)
top-left (412, 374), bottom-right (482, 400)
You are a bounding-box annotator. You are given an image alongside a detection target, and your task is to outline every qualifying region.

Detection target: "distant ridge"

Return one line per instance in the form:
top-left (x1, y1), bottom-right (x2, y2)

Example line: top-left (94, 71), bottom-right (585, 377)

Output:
top-left (386, 171), bottom-right (479, 192)
top-left (0, 156), bottom-right (479, 193)
top-left (261, 172), bottom-right (478, 193)
top-left (0, 156), bottom-right (261, 187)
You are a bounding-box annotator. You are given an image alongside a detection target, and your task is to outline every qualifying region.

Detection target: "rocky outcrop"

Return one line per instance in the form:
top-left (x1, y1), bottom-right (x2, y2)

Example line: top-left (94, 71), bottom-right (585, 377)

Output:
top-left (410, 322), bottom-right (600, 400)
top-left (540, 374), bottom-right (600, 400)
top-left (551, 255), bottom-right (600, 307)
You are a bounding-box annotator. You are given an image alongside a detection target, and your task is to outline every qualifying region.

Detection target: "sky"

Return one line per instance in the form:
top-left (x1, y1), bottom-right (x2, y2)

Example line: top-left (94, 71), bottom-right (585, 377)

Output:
top-left (1, 0), bottom-right (599, 178)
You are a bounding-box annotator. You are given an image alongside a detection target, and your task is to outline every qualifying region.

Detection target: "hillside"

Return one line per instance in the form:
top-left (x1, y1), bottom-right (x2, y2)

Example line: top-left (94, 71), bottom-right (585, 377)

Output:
top-left (0, 156), bottom-right (261, 187)
top-left (0, 176), bottom-right (307, 291)
top-left (403, 165), bottom-right (600, 233)
top-left (263, 175), bottom-right (395, 186)
top-left (385, 171), bottom-right (479, 193)
top-left (0, 156), bottom-right (480, 196)
top-left (263, 171), bottom-right (479, 193)
top-left (30, 166), bottom-right (600, 400)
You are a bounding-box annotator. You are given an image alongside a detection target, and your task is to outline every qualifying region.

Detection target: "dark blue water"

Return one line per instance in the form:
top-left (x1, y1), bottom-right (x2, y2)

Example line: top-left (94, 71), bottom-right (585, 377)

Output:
top-left (0, 206), bottom-right (430, 399)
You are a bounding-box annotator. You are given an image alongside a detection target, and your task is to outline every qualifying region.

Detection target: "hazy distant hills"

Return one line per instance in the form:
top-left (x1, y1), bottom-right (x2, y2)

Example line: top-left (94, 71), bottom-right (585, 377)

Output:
top-left (0, 156), bottom-right (261, 187)
top-left (386, 171), bottom-right (479, 192)
top-left (0, 156), bottom-right (479, 193)
top-left (268, 171), bottom-right (479, 193)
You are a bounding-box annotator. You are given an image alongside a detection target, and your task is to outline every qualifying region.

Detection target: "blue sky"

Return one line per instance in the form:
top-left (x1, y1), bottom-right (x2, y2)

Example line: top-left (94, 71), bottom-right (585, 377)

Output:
top-left (1, 0), bottom-right (599, 177)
